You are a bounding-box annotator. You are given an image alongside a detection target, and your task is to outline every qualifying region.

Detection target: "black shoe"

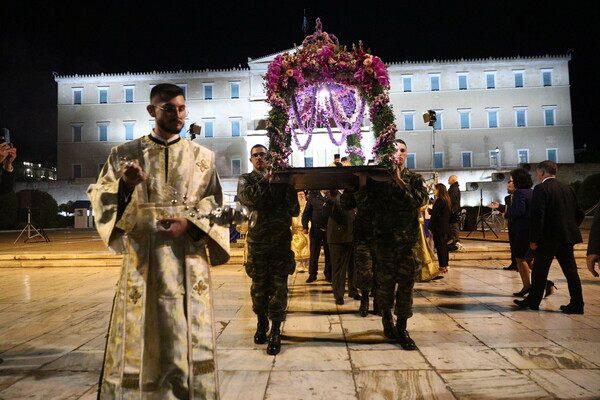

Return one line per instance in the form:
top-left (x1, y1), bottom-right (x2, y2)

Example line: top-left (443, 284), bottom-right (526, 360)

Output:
top-left (382, 310), bottom-right (395, 339)
top-left (503, 264), bottom-right (518, 271)
top-left (306, 275), bottom-right (317, 283)
top-left (513, 287), bottom-right (531, 297)
top-left (266, 321), bottom-right (282, 355)
top-left (545, 281), bottom-right (557, 298)
top-left (253, 314), bottom-right (269, 345)
top-left (513, 298), bottom-right (539, 311)
top-left (358, 290), bottom-right (369, 317)
top-left (560, 304), bottom-right (584, 314)
top-left (335, 298), bottom-right (344, 305)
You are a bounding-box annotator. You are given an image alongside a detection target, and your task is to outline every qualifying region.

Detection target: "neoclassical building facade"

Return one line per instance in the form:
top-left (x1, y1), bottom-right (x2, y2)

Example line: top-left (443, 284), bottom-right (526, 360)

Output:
top-left (55, 52), bottom-right (573, 198)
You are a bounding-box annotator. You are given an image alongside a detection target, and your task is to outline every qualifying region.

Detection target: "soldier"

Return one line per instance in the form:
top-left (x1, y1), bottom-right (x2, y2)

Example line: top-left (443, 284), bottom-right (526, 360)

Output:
top-left (237, 144), bottom-right (300, 355)
top-left (357, 139), bottom-right (428, 349)
top-left (341, 187), bottom-right (377, 317)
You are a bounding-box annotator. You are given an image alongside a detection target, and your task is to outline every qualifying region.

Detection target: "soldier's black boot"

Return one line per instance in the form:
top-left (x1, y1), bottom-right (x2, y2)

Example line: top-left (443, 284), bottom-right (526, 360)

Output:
top-left (254, 314), bottom-right (269, 345)
top-left (381, 309), bottom-right (395, 339)
top-left (266, 320), bottom-right (282, 355)
top-left (359, 290), bottom-right (369, 317)
top-left (396, 317), bottom-right (417, 350)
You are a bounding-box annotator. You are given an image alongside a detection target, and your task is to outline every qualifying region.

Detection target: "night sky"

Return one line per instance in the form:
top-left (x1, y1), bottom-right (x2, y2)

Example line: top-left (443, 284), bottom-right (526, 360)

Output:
top-left (1, 0), bottom-right (596, 165)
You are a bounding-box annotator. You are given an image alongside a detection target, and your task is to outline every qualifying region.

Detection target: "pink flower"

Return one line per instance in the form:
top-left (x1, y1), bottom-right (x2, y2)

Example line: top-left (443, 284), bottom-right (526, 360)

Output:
top-left (363, 57), bottom-right (373, 67)
top-left (365, 67), bottom-right (374, 75)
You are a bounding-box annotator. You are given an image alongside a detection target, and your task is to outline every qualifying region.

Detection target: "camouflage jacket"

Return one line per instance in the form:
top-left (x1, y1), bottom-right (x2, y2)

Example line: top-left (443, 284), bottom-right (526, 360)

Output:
top-left (362, 168), bottom-right (428, 244)
top-left (237, 170), bottom-right (300, 243)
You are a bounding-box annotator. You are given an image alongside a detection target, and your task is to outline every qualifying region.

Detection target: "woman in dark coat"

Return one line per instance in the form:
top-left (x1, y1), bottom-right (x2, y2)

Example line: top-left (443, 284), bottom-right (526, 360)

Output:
top-left (506, 168), bottom-right (555, 297)
top-left (429, 183), bottom-right (451, 273)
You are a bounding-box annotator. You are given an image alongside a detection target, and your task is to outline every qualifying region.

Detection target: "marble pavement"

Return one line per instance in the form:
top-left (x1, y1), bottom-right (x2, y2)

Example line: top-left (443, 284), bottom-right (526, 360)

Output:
top-left (0, 242), bottom-right (599, 399)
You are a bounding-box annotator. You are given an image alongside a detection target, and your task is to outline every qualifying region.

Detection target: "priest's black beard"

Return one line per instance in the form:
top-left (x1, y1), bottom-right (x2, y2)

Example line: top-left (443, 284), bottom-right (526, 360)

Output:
top-left (157, 119), bottom-right (182, 134)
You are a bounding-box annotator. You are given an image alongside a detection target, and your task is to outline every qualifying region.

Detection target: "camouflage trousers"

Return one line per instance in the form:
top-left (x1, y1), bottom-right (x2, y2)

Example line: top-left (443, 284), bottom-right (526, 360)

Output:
top-left (354, 237), bottom-right (375, 291)
top-left (245, 241), bottom-right (295, 322)
top-left (374, 241), bottom-right (421, 319)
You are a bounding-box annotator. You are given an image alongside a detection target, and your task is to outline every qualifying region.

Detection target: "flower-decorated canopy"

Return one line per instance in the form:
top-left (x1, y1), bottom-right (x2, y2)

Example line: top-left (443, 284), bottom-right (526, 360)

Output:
top-left (264, 19), bottom-right (399, 170)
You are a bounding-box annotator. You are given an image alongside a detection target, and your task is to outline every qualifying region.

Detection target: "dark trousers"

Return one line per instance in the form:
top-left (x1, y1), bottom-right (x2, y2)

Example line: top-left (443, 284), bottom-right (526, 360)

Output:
top-left (309, 229), bottom-right (331, 278)
top-left (329, 242), bottom-right (354, 301)
top-left (529, 242), bottom-right (584, 307)
top-left (432, 232), bottom-right (449, 268)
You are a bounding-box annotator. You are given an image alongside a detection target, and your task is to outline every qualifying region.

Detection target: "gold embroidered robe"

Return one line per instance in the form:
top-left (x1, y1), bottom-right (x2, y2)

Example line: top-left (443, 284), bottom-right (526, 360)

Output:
top-left (88, 135), bottom-right (230, 400)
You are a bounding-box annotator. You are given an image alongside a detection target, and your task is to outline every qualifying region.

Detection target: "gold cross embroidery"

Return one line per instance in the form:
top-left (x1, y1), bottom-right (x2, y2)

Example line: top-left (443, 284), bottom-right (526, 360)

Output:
top-left (193, 280), bottom-right (208, 296)
top-left (129, 287), bottom-right (142, 304)
top-left (196, 160), bottom-right (209, 172)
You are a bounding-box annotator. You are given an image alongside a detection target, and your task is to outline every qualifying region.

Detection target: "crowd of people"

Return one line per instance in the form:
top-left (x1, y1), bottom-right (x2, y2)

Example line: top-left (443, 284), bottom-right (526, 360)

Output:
top-left (81, 82), bottom-right (598, 398)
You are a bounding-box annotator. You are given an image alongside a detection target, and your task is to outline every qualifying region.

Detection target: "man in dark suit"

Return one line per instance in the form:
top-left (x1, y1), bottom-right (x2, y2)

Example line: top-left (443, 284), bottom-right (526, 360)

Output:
top-left (302, 190), bottom-right (332, 283)
top-left (514, 160), bottom-right (585, 314)
top-left (587, 201), bottom-right (600, 278)
top-left (323, 189), bottom-right (355, 304)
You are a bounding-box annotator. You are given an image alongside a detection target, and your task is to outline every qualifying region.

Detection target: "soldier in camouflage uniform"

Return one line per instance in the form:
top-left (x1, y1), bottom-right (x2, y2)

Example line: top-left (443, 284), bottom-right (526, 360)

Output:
top-left (237, 144), bottom-right (300, 355)
top-left (341, 189), bottom-right (377, 317)
top-left (357, 139), bottom-right (428, 350)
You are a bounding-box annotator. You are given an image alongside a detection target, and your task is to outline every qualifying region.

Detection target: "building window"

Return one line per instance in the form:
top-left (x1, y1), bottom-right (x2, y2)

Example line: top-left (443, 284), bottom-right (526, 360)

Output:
top-left (72, 88), bottom-right (82, 105)
top-left (72, 125), bottom-right (82, 142)
top-left (203, 83), bottom-right (213, 100)
top-left (489, 150), bottom-right (499, 168)
top-left (177, 84), bottom-right (187, 99)
top-left (487, 110), bottom-right (499, 128)
top-left (231, 159), bottom-right (241, 175)
top-left (98, 87), bottom-right (108, 104)
top-left (434, 153), bottom-right (444, 169)
top-left (515, 109), bottom-right (527, 127)
top-left (429, 74), bottom-right (440, 91)
top-left (517, 149), bottom-right (529, 164)
top-left (304, 156), bottom-right (313, 167)
top-left (402, 75), bottom-right (412, 92)
top-left (433, 112), bottom-right (443, 130)
top-left (461, 151), bottom-right (472, 168)
top-left (546, 148), bottom-right (558, 162)
top-left (73, 164), bottom-right (82, 178)
top-left (485, 71), bottom-right (496, 89)
top-left (230, 119), bottom-right (241, 137)
top-left (407, 153), bottom-right (416, 169)
top-left (230, 82), bottom-right (240, 99)
top-left (457, 73), bottom-right (468, 90)
top-left (542, 69), bottom-right (553, 87)
top-left (124, 123), bottom-right (135, 141)
top-left (514, 70), bottom-right (524, 88)
top-left (403, 114), bottom-right (414, 131)
top-left (124, 86), bottom-right (135, 103)
top-left (203, 119), bottom-right (214, 138)
top-left (459, 111), bottom-right (470, 129)
top-left (543, 107), bottom-right (556, 126)
top-left (98, 124), bottom-right (109, 141)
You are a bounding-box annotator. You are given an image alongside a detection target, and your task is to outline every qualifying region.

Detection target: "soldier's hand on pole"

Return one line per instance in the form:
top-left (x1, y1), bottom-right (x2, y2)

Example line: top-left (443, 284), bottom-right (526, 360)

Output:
top-left (390, 167), bottom-right (407, 190)
top-left (122, 161), bottom-right (146, 188)
top-left (488, 201), bottom-right (499, 209)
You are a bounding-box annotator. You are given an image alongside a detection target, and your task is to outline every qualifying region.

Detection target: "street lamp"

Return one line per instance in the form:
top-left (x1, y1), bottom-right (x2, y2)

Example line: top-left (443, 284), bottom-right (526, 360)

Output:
top-left (423, 110), bottom-right (437, 170)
